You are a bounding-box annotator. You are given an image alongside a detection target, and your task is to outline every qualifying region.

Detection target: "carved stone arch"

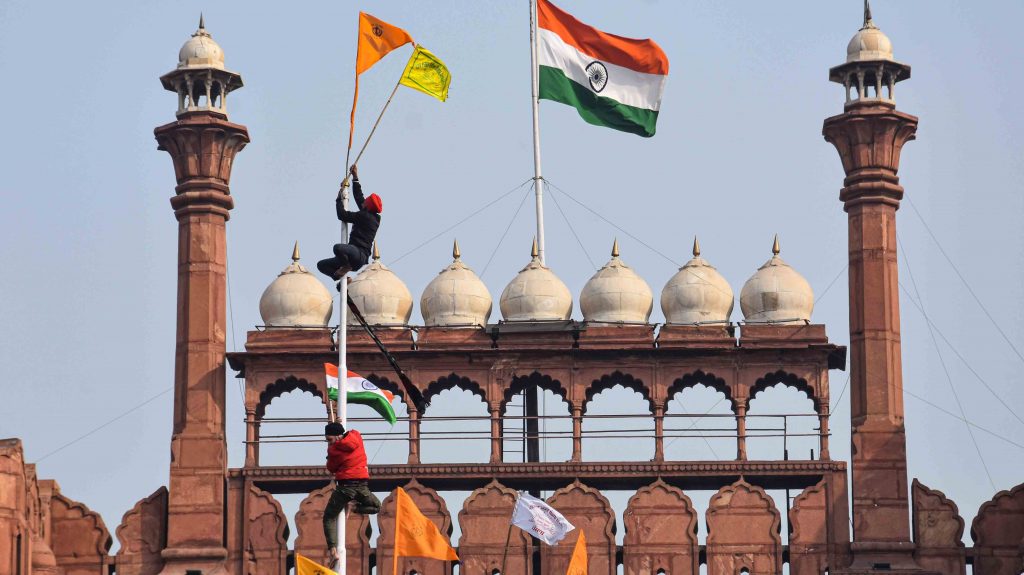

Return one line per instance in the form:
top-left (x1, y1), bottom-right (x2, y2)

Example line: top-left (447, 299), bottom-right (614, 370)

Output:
top-left (789, 480), bottom-right (830, 575)
top-left (423, 372), bottom-right (487, 410)
top-left (378, 480), bottom-right (455, 575)
top-left (623, 479), bottom-right (698, 575)
top-left (256, 375), bottom-right (322, 419)
top-left (583, 370), bottom-right (653, 415)
top-left (706, 479), bottom-right (782, 575)
top-left (971, 482), bottom-right (1024, 575)
top-left (665, 370), bottom-right (734, 413)
top-left (912, 479), bottom-right (966, 575)
top-left (458, 480), bottom-right (532, 574)
top-left (541, 480), bottom-right (616, 575)
top-left (749, 370), bottom-right (819, 412)
top-left (115, 486), bottom-right (167, 575)
top-left (49, 490), bottom-right (112, 573)
top-left (502, 371), bottom-right (569, 414)
top-left (294, 485), bottom-right (371, 575)
top-left (239, 483), bottom-right (289, 574)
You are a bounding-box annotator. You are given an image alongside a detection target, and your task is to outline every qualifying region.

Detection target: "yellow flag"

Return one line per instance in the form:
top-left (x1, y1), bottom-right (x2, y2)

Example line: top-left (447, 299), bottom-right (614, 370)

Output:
top-left (393, 486), bottom-right (458, 575)
top-left (566, 531), bottom-right (587, 575)
top-left (399, 46), bottom-right (452, 102)
top-left (295, 553), bottom-right (337, 575)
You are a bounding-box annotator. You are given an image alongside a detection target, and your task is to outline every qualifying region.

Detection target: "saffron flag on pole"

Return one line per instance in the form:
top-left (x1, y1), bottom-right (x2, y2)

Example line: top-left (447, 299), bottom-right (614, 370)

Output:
top-left (349, 12), bottom-right (414, 148)
top-left (537, 0), bottom-right (669, 137)
top-left (393, 486), bottom-right (459, 570)
top-left (566, 531), bottom-right (588, 574)
top-left (399, 45), bottom-right (452, 102)
top-left (295, 552), bottom-right (337, 575)
top-left (324, 363), bottom-right (398, 424)
top-left (510, 492), bottom-right (575, 545)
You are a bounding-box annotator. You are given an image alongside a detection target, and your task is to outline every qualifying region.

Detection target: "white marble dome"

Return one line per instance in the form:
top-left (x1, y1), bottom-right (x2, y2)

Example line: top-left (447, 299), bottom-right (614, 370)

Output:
top-left (178, 16), bottom-right (226, 70)
top-left (846, 13), bottom-right (893, 63)
top-left (259, 243), bottom-right (333, 327)
top-left (420, 240), bottom-right (492, 327)
top-left (580, 240), bottom-right (653, 323)
top-left (661, 237), bottom-right (734, 325)
top-left (500, 240), bottom-right (573, 322)
top-left (348, 243), bottom-right (412, 326)
top-left (740, 236), bottom-right (814, 324)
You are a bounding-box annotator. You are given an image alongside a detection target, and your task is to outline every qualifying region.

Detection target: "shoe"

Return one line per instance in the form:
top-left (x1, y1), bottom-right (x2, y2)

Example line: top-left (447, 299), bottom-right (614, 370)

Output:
top-left (335, 277), bottom-right (354, 292)
top-left (327, 547), bottom-right (341, 570)
top-left (331, 266), bottom-right (352, 280)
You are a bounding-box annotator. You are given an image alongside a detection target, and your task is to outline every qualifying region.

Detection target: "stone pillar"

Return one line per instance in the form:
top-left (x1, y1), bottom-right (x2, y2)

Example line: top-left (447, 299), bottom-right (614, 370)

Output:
top-left (244, 409), bottom-right (257, 468)
top-left (408, 408), bottom-right (421, 465)
top-left (824, 100), bottom-right (922, 572)
top-left (652, 405), bottom-right (665, 462)
top-left (155, 110), bottom-right (248, 575)
top-left (819, 409), bottom-right (831, 460)
top-left (735, 402), bottom-right (748, 461)
top-left (570, 406), bottom-right (583, 462)
top-left (488, 403), bottom-right (502, 464)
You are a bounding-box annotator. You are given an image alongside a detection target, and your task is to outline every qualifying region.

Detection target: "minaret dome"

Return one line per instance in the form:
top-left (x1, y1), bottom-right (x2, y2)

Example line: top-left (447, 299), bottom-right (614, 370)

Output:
top-left (828, 1), bottom-right (911, 107)
top-left (160, 16), bottom-right (244, 116)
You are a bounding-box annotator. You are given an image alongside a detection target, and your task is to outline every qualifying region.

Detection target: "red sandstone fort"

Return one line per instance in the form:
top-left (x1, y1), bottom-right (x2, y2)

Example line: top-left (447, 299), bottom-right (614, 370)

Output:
top-left (2, 6), bottom-right (1022, 575)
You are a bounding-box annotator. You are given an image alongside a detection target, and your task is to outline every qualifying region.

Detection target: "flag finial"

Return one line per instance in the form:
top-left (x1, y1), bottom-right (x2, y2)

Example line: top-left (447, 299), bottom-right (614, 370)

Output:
top-left (692, 236), bottom-right (701, 258)
top-left (453, 239), bottom-right (461, 260)
top-left (611, 238), bottom-right (619, 258)
top-left (199, 13), bottom-right (205, 31)
top-left (531, 237), bottom-right (539, 259)
top-left (772, 234), bottom-right (781, 256)
top-left (291, 241), bottom-right (300, 262)
top-left (373, 241), bottom-right (380, 261)
top-left (863, 0), bottom-right (876, 29)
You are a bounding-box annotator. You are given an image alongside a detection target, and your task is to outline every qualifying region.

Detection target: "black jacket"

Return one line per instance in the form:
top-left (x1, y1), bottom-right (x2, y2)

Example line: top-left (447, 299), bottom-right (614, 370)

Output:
top-left (336, 177), bottom-right (381, 258)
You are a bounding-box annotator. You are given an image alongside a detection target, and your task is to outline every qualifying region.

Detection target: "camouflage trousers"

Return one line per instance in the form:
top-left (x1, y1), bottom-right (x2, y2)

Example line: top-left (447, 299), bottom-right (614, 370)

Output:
top-left (323, 480), bottom-right (381, 548)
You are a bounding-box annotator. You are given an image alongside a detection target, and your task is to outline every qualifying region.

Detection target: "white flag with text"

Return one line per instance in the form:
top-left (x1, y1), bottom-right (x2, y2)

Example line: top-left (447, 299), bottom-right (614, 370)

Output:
top-left (510, 492), bottom-right (575, 545)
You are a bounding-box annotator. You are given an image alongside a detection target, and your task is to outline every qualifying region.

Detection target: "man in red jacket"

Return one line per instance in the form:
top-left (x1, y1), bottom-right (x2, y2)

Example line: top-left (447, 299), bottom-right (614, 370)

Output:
top-left (323, 421), bottom-right (380, 566)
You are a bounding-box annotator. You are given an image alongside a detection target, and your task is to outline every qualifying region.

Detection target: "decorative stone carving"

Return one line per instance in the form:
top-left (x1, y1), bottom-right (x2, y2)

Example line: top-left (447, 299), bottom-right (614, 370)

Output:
top-left (457, 481), bottom-right (532, 575)
top-left (541, 481), bottom-right (616, 575)
top-left (911, 479), bottom-right (965, 575)
top-left (971, 482), bottom-right (1024, 575)
top-left (235, 484), bottom-right (289, 575)
top-left (622, 479), bottom-right (698, 575)
top-left (48, 484), bottom-right (113, 575)
top-left (789, 480), bottom-right (830, 575)
top-left (294, 485), bottom-right (371, 575)
top-left (378, 480), bottom-right (455, 575)
top-left (706, 480), bottom-right (782, 575)
top-left (115, 487), bottom-right (168, 575)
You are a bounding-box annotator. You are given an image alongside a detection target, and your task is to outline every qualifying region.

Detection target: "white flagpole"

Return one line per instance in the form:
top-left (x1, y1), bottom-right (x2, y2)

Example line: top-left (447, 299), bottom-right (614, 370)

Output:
top-left (337, 182), bottom-right (350, 574)
top-left (530, 0), bottom-right (546, 265)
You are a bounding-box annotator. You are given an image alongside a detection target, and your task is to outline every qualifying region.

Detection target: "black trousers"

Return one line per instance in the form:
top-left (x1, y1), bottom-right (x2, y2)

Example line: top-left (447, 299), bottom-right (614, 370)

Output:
top-left (317, 244), bottom-right (369, 278)
top-left (322, 480), bottom-right (380, 548)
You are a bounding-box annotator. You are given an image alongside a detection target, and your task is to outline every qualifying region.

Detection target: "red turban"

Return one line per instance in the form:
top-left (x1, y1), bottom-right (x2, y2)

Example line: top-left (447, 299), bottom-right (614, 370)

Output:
top-left (363, 193), bottom-right (382, 214)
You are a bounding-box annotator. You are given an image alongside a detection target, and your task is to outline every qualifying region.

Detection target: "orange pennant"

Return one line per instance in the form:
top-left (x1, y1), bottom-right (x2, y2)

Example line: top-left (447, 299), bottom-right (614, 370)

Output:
top-left (566, 531), bottom-right (587, 575)
top-left (349, 12), bottom-right (414, 149)
top-left (392, 486), bottom-right (458, 574)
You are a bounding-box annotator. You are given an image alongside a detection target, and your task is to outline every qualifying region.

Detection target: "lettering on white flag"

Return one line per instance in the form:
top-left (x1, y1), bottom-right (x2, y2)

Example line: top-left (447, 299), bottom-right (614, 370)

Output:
top-left (510, 492), bottom-right (575, 546)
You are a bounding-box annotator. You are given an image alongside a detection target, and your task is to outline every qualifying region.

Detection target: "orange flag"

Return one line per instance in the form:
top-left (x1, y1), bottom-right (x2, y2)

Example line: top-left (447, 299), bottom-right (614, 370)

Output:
top-left (349, 12), bottom-right (414, 148)
top-left (566, 531), bottom-right (587, 575)
top-left (392, 486), bottom-right (458, 573)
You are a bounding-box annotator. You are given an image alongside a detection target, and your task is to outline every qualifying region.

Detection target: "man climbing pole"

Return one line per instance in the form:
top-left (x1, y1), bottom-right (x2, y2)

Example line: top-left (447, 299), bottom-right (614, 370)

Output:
top-left (317, 164), bottom-right (382, 280)
top-left (323, 421), bottom-right (381, 568)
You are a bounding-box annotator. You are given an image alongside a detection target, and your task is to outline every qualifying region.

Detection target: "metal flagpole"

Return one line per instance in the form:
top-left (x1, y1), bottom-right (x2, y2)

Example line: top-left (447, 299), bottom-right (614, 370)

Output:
top-left (337, 185), bottom-right (349, 574)
top-left (529, 0), bottom-right (546, 265)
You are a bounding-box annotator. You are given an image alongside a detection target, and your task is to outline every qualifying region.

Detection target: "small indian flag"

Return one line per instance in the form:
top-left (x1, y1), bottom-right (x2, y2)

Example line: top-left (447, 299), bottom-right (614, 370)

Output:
top-left (325, 363), bottom-right (397, 424)
top-left (537, 0), bottom-right (669, 137)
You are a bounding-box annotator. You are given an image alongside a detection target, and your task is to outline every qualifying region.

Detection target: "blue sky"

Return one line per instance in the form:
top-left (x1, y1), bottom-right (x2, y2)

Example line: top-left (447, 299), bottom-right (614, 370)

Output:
top-left (1, 0), bottom-right (1022, 550)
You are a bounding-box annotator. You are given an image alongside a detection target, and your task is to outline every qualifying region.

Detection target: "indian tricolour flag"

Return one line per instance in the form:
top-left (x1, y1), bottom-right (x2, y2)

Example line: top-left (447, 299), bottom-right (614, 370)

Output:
top-left (325, 363), bottom-right (397, 424)
top-left (537, 0), bottom-right (669, 137)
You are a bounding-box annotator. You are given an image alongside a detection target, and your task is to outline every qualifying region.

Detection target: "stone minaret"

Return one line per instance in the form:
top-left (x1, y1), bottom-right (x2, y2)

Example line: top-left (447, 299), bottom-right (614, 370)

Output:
top-left (823, 3), bottom-right (935, 574)
top-left (154, 17), bottom-right (248, 575)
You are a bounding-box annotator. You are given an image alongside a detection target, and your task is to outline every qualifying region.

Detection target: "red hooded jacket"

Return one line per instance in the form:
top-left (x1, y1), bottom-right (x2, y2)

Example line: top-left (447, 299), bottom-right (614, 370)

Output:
top-left (326, 430), bottom-right (369, 481)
